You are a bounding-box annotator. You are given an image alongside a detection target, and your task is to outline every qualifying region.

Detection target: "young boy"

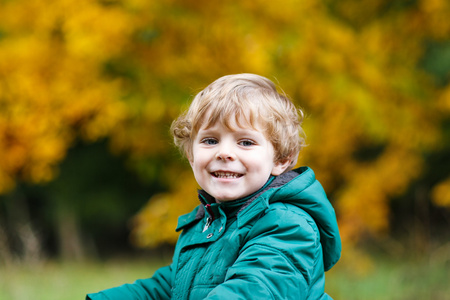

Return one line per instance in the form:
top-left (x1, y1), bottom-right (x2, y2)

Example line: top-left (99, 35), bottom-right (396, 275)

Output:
top-left (87, 74), bottom-right (341, 299)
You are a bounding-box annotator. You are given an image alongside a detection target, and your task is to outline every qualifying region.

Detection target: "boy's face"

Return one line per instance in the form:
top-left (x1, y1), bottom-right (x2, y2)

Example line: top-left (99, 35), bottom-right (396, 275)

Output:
top-left (189, 116), bottom-right (290, 202)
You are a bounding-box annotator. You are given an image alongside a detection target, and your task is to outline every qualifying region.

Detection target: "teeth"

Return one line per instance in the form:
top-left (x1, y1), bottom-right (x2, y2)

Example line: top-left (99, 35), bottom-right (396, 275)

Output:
top-left (213, 172), bottom-right (241, 179)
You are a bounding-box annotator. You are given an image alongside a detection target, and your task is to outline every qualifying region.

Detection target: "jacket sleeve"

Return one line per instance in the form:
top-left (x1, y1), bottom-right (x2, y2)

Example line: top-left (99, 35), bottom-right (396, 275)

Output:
top-left (86, 264), bottom-right (173, 300)
top-left (206, 204), bottom-right (322, 300)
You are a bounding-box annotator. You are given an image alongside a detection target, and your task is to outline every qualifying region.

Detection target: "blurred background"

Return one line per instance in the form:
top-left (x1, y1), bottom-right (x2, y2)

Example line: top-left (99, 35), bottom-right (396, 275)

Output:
top-left (0, 0), bottom-right (449, 299)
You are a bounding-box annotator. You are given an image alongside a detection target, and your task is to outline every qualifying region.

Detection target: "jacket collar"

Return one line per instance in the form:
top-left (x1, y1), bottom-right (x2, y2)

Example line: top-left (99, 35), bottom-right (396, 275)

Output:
top-left (175, 172), bottom-right (294, 231)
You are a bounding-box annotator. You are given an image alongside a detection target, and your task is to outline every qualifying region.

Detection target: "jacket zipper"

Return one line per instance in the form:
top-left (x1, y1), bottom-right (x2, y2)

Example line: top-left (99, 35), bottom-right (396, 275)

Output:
top-left (202, 204), bottom-right (215, 232)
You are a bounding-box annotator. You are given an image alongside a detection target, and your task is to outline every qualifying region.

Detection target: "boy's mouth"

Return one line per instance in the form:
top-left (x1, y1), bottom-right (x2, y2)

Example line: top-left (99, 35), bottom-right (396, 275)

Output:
top-left (211, 171), bottom-right (243, 179)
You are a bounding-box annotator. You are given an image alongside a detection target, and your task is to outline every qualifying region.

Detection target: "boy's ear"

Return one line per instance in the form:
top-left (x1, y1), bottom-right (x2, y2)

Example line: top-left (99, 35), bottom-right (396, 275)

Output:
top-left (186, 149), bottom-right (194, 166)
top-left (271, 159), bottom-right (292, 176)
top-left (188, 155), bottom-right (194, 167)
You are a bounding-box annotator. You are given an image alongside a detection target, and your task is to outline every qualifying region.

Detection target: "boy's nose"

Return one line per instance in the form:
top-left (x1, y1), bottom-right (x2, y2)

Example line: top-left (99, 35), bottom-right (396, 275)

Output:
top-left (215, 144), bottom-right (236, 161)
top-left (216, 152), bottom-right (235, 160)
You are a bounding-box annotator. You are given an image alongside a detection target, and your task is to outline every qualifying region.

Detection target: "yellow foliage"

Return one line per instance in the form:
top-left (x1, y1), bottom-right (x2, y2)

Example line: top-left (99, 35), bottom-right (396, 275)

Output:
top-left (432, 177), bottom-right (450, 207)
top-left (438, 85), bottom-right (450, 113)
top-left (1, 0), bottom-right (449, 249)
top-left (0, 170), bottom-right (15, 195)
top-left (0, 0), bottom-right (132, 192)
top-left (131, 171), bottom-right (199, 247)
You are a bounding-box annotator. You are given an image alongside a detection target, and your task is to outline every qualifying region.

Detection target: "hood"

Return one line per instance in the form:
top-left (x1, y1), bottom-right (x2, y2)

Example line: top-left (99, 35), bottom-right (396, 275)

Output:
top-left (243, 167), bottom-right (342, 271)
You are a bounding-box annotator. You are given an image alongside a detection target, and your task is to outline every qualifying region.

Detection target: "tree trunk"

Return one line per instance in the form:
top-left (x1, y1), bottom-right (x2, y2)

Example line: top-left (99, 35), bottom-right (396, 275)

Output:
top-left (54, 202), bottom-right (87, 261)
top-left (2, 192), bottom-right (44, 265)
top-left (0, 220), bottom-right (14, 266)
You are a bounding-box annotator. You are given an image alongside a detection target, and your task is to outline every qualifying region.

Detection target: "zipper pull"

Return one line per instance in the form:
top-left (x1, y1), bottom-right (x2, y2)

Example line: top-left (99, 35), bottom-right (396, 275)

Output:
top-left (203, 217), bottom-right (212, 232)
top-left (202, 204), bottom-right (215, 232)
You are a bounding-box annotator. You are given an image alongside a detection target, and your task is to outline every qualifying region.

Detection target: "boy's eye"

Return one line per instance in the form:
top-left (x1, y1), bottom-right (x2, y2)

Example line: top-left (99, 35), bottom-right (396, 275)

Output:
top-left (239, 140), bottom-right (255, 147)
top-left (201, 138), bottom-right (218, 145)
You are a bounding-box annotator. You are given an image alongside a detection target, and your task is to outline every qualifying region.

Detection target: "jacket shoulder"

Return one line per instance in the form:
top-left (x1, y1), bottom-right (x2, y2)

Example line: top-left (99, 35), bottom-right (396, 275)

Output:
top-left (263, 202), bottom-right (320, 240)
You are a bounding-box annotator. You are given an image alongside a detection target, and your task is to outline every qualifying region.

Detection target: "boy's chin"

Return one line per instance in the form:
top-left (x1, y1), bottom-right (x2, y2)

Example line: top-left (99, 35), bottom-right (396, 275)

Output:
top-left (211, 193), bottom-right (236, 202)
top-left (215, 197), bottom-right (236, 203)
top-left (213, 192), bottom-right (251, 203)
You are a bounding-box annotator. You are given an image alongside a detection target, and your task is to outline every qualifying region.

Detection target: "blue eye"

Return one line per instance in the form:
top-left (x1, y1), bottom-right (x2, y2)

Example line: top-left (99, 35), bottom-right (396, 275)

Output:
top-left (201, 138), bottom-right (218, 145)
top-left (239, 140), bottom-right (255, 146)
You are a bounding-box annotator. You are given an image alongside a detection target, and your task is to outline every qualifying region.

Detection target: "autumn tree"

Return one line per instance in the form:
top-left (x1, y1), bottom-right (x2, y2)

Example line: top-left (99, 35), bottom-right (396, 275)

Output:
top-left (129, 0), bottom-right (450, 251)
top-left (0, 0), bottom-right (449, 260)
top-left (0, 0), bottom-right (138, 261)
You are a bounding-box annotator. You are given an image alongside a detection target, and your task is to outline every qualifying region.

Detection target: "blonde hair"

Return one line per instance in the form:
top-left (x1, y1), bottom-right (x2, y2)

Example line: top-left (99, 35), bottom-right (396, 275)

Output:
top-left (171, 73), bottom-right (305, 169)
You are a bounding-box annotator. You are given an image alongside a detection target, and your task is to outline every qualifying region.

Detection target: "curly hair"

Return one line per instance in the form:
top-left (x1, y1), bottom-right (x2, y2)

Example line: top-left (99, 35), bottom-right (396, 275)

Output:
top-left (171, 73), bottom-right (305, 170)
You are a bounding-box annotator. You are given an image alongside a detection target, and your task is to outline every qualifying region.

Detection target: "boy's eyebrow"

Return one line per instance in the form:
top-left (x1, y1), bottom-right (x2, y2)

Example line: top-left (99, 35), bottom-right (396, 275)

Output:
top-left (196, 127), bottom-right (219, 134)
top-left (198, 126), bottom-right (263, 137)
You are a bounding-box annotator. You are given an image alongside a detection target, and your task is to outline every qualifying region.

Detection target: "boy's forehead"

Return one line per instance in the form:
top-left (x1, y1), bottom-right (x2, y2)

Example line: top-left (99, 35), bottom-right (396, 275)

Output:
top-left (202, 120), bottom-right (258, 133)
top-left (199, 108), bottom-right (261, 132)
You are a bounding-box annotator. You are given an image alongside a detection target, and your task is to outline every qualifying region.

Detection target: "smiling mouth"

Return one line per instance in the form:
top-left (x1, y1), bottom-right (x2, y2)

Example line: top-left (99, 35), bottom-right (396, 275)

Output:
top-left (212, 171), bottom-right (243, 179)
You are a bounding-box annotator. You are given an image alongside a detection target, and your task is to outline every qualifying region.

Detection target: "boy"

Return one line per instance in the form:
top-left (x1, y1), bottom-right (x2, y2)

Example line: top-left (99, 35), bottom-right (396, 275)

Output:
top-left (87, 73), bottom-right (341, 299)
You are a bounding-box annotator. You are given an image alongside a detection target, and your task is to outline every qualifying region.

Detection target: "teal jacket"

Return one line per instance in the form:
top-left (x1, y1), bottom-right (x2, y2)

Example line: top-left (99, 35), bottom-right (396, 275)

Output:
top-left (87, 167), bottom-right (341, 299)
